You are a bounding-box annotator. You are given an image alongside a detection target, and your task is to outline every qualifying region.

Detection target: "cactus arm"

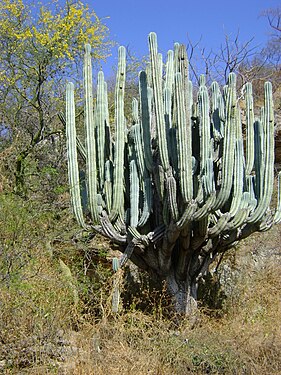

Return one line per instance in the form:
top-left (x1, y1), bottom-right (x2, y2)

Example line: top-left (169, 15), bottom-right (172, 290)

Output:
top-left (195, 85), bottom-right (216, 219)
top-left (199, 74), bottom-right (206, 87)
top-left (132, 97), bottom-right (139, 124)
top-left (129, 159), bottom-right (139, 227)
top-left (213, 73), bottom-right (237, 210)
top-left (100, 212), bottom-right (127, 244)
top-left (112, 257), bottom-right (119, 272)
top-left (96, 71), bottom-right (106, 189)
top-left (246, 175), bottom-right (258, 212)
top-left (165, 50), bottom-right (174, 94)
top-left (165, 171), bottom-right (179, 222)
top-left (245, 83), bottom-right (255, 175)
top-left (173, 42), bottom-right (180, 73)
top-left (218, 94), bottom-right (225, 137)
top-left (168, 127), bottom-right (179, 172)
top-left (198, 85), bottom-right (211, 181)
top-left (178, 45), bottom-right (189, 92)
top-left (208, 213), bottom-right (231, 237)
top-left (203, 157), bottom-right (215, 197)
top-left (114, 215), bottom-right (126, 234)
top-left (253, 119), bottom-right (264, 201)
top-left (164, 87), bottom-right (172, 134)
top-left (227, 209), bottom-right (249, 231)
top-left (193, 193), bottom-right (216, 221)
top-left (176, 201), bottom-right (197, 229)
top-left (166, 172), bottom-right (179, 221)
top-left (226, 192), bottom-right (251, 231)
top-left (131, 122), bottom-right (145, 176)
top-left (158, 52), bottom-right (163, 78)
top-left (211, 81), bottom-right (223, 142)
top-left (130, 104), bottom-right (152, 226)
top-left (175, 72), bottom-right (193, 202)
top-left (110, 46), bottom-right (126, 222)
top-left (155, 164), bottom-right (165, 202)
top-left (119, 242), bottom-right (135, 267)
top-left (128, 226), bottom-right (142, 240)
top-left (139, 71), bottom-right (153, 172)
top-left (65, 82), bottom-right (89, 230)
top-left (178, 45), bottom-right (190, 137)
top-left (163, 52), bottom-right (176, 169)
top-left (161, 195), bottom-right (170, 225)
top-left (248, 82), bottom-right (274, 223)
top-left (138, 174), bottom-right (153, 227)
top-left (104, 160), bottom-right (113, 213)
top-left (104, 81), bottom-right (112, 161)
top-left (228, 138), bottom-right (244, 217)
top-left (148, 32), bottom-right (170, 171)
top-left (274, 172), bottom-right (281, 224)
top-left (76, 137), bottom-right (86, 162)
top-left (111, 270), bottom-right (122, 313)
top-left (58, 113), bottom-right (87, 161)
top-left (84, 44), bottom-right (99, 224)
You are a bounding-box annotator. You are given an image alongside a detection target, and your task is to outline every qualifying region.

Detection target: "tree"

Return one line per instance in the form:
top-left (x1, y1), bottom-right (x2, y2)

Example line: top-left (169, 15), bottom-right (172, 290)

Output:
top-left (262, 7), bottom-right (281, 64)
top-left (0, 0), bottom-right (111, 195)
top-left (65, 33), bottom-right (281, 315)
top-left (185, 30), bottom-right (260, 89)
top-left (261, 7), bottom-right (281, 127)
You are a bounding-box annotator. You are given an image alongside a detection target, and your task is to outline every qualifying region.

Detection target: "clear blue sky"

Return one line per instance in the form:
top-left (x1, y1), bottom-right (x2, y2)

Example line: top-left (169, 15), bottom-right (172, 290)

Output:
top-left (92, 0), bottom-right (280, 76)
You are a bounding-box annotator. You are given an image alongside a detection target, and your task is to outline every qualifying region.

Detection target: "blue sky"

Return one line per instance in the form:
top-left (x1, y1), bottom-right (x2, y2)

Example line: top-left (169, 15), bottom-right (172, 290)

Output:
top-left (92, 0), bottom-right (280, 76)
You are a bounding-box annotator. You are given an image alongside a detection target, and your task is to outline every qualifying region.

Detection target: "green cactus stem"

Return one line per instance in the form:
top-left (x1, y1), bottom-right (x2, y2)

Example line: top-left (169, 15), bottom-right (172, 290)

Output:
top-left (245, 82), bottom-right (255, 175)
top-left (129, 159), bottom-right (139, 227)
top-left (148, 32), bottom-right (170, 172)
top-left (65, 82), bottom-right (88, 230)
top-left (248, 82), bottom-right (274, 223)
top-left (84, 44), bottom-right (99, 224)
top-left (110, 46), bottom-right (126, 222)
top-left (213, 73), bottom-right (237, 210)
top-left (96, 71), bottom-right (106, 190)
top-left (175, 72), bottom-right (193, 202)
top-left (274, 172), bottom-right (281, 224)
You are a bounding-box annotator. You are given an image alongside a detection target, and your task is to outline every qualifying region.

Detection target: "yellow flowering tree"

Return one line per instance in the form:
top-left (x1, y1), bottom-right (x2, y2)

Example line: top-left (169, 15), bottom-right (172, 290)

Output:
top-left (0, 0), bottom-right (111, 195)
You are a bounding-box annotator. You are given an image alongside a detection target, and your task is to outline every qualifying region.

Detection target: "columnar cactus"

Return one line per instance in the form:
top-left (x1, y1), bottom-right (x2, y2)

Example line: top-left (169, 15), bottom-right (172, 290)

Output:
top-left (65, 33), bottom-right (280, 314)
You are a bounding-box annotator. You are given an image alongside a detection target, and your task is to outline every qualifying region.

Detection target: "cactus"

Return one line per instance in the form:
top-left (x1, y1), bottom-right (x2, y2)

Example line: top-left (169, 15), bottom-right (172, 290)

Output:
top-left (65, 34), bottom-right (280, 315)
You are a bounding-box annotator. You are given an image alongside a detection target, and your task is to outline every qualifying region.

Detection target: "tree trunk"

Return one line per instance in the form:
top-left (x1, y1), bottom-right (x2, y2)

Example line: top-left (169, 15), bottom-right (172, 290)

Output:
top-left (126, 229), bottom-right (220, 317)
top-left (166, 270), bottom-right (198, 315)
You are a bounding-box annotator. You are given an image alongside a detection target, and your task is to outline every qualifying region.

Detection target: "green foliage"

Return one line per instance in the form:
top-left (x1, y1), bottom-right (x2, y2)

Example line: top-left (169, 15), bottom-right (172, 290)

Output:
top-left (0, 194), bottom-right (76, 370)
top-left (0, 0), bottom-right (112, 195)
top-left (0, 194), bottom-right (50, 283)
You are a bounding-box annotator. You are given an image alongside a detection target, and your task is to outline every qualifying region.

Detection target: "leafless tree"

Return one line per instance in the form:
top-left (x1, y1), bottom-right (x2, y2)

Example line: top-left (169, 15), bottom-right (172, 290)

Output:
top-left (186, 30), bottom-right (260, 89)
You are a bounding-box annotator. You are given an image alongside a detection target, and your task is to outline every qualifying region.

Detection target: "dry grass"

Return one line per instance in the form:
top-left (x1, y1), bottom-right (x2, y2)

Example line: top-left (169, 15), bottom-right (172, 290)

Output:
top-left (0, 193), bottom-right (280, 374)
top-left (51, 262), bottom-right (280, 375)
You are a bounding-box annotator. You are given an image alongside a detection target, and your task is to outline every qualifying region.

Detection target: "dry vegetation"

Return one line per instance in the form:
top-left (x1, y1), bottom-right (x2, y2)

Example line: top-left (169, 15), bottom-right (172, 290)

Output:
top-left (0, 193), bottom-right (280, 375)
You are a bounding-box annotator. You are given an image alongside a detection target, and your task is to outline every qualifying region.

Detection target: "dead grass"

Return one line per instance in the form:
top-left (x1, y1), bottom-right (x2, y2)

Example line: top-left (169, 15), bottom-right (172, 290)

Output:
top-left (45, 261), bottom-right (280, 375)
top-left (2, 263), bottom-right (281, 374)
top-left (0, 193), bottom-right (280, 374)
